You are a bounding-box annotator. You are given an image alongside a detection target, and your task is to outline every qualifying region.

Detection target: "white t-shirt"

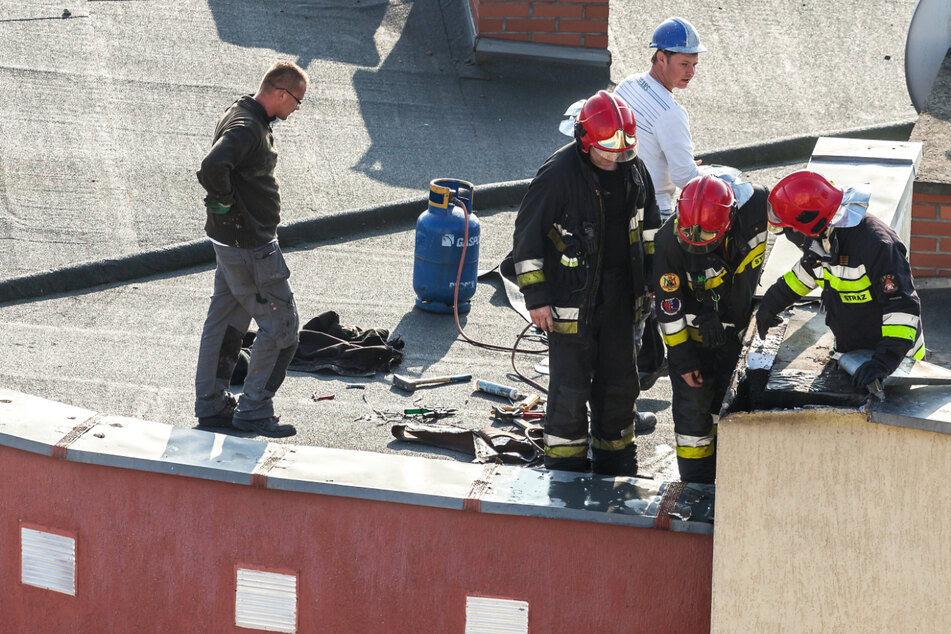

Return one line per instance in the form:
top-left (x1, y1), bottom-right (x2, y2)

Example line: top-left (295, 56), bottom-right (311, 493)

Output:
top-left (614, 72), bottom-right (701, 214)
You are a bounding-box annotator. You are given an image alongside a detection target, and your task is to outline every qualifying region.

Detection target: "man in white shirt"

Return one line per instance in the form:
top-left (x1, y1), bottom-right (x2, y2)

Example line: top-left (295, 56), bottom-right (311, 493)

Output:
top-left (615, 17), bottom-right (706, 222)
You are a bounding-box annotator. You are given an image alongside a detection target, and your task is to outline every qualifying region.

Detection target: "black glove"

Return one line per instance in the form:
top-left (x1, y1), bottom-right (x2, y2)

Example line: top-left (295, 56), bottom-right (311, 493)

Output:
top-left (696, 312), bottom-right (725, 348)
top-left (851, 358), bottom-right (892, 390)
top-left (755, 308), bottom-right (782, 340)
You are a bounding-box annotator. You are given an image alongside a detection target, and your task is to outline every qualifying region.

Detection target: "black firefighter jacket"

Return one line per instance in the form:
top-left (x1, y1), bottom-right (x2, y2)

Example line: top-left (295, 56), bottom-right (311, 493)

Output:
top-left (761, 213), bottom-right (925, 373)
top-left (653, 185), bottom-right (770, 375)
top-left (512, 142), bottom-right (660, 335)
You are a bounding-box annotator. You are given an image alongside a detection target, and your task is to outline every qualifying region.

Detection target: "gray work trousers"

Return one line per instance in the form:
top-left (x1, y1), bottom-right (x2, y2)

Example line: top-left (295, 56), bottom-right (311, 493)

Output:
top-left (194, 241), bottom-right (299, 422)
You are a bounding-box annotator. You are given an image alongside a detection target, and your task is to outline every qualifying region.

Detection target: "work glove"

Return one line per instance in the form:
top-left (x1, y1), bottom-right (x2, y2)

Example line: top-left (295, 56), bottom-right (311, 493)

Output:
top-left (204, 195), bottom-right (231, 215)
top-left (755, 308), bottom-right (782, 340)
top-left (695, 311), bottom-right (725, 348)
top-left (850, 357), bottom-right (892, 390)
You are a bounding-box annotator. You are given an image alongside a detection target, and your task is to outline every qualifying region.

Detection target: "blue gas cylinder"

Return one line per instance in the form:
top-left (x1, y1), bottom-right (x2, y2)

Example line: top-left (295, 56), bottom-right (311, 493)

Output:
top-left (413, 179), bottom-right (480, 314)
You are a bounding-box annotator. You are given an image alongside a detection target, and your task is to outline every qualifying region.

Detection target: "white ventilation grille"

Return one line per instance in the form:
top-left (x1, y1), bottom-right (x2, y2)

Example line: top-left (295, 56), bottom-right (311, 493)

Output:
top-left (235, 568), bottom-right (298, 633)
top-left (20, 527), bottom-right (76, 596)
top-left (465, 596), bottom-right (529, 633)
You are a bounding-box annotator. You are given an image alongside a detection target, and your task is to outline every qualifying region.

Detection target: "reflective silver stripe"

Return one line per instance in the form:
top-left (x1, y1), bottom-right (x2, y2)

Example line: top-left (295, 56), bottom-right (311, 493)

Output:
top-left (560, 255), bottom-right (580, 267)
top-left (551, 306), bottom-right (580, 320)
top-left (660, 317), bottom-right (687, 334)
top-left (825, 262), bottom-right (866, 280)
top-left (690, 265), bottom-right (725, 282)
top-left (515, 258), bottom-right (544, 274)
top-left (544, 432), bottom-right (587, 446)
top-left (909, 332), bottom-right (926, 358)
top-left (552, 222), bottom-right (571, 237)
top-left (791, 261), bottom-right (819, 288)
top-left (643, 228), bottom-right (658, 242)
top-left (617, 423), bottom-right (635, 438)
top-left (883, 312), bottom-right (919, 328)
top-left (747, 230), bottom-right (767, 249)
top-left (676, 432), bottom-right (715, 448)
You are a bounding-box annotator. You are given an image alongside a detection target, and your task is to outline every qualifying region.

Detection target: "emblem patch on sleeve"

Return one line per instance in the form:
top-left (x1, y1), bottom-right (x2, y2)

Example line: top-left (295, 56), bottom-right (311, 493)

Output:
top-left (661, 298), bottom-right (681, 315)
top-left (881, 274), bottom-right (898, 294)
top-left (659, 273), bottom-right (680, 292)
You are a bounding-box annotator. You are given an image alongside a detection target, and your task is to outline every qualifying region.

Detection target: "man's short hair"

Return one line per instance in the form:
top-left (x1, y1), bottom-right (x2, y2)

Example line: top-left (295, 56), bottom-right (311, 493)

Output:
top-left (260, 61), bottom-right (309, 92)
top-left (651, 50), bottom-right (671, 65)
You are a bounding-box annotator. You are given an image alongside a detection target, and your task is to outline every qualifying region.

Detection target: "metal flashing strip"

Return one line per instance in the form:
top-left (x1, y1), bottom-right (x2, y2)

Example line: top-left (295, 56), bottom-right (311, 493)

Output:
top-left (51, 413), bottom-right (103, 460)
top-left (0, 389), bottom-right (719, 533)
top-left (251, 445), bottom-right (290, 489)
top-left (653, 482), bottom-right (687, 531)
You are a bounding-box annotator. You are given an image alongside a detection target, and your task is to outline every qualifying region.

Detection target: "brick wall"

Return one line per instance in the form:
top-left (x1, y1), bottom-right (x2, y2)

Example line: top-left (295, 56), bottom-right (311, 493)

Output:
top-left (910, 188), bottom-right (951, 278)
top-left (469, 0), bottom-right (608, 49)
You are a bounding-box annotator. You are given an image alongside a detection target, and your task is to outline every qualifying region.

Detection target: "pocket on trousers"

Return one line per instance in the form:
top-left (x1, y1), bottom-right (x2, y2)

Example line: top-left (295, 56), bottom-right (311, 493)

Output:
top-left (252, 243), bottom-right (290, 287)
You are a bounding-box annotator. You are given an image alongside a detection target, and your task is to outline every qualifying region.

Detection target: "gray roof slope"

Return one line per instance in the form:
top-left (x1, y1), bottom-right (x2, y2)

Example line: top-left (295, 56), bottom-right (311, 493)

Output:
top-left (0, 0), bottom-right (931, 470)
top-left (0, 0), bottom-right (917, 280)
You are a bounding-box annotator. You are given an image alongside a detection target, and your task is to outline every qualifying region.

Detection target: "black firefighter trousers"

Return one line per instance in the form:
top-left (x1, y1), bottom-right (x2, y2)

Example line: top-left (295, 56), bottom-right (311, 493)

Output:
top-left (670, 334), bottom-right (741, 484)
top-left (544, 281), bottom-right (639, 476)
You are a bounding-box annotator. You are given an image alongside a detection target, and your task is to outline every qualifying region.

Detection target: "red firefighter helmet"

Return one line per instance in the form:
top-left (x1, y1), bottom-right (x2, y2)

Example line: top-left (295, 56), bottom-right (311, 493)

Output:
top-left (767, 170), bottom-right (844, 237)
top-left (575, 90), bottom-right (638, 162)
top-left (675, 175), bottom-right (736, 254)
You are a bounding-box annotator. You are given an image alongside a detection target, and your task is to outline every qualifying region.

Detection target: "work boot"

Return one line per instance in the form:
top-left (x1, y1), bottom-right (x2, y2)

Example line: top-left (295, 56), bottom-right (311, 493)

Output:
top-left (634, 411), bottom-right (657, 434)
top-left (232, 415), bottom-right (297, 438)
top-left (196, 394), bottom-right (238, 429)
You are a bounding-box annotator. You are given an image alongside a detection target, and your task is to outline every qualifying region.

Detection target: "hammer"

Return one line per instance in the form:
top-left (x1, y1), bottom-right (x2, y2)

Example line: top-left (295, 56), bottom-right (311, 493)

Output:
top-left (392, 373), bottom-right (472, 393)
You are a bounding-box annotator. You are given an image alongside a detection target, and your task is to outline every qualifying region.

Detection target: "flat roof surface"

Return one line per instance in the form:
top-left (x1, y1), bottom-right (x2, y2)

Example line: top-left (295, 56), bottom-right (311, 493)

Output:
top-left (0, 0), bottom-right (931, 480)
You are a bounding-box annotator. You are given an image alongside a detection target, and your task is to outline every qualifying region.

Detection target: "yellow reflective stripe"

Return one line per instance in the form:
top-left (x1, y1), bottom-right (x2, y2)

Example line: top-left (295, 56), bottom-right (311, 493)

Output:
top-left (823, 270), bottom-right (870, 292)
top-left (784, 270), bottom-right (811, 296)
top-left (551, 321), bottom-right (578, 334)
top-left (735, 241), bottom-right (766, 274)
top-left (676, 444), bottom-right (716, 459)
top-left (546, 227), bottom-right (567, 252)
top-left (591, 432), bottom-right (635, 451)
top-left (882, 324), bottom-right (917, 341)
top-left (560, 255), bottom-right (579, 267)
top-left (643, 242), bottom-right (655, 255)
top-left (687, 326), bottom-right (702, 342)
top-left (913, 336), bottom-right (926, 360)
top-left (517, 270), bottom-right (545, 287)
top-left (629, 230), bottom-right (641, 244)
top-left (662, 329), bottom-right (689, 346)
top-left (545, 444), bottom-right (587, 458)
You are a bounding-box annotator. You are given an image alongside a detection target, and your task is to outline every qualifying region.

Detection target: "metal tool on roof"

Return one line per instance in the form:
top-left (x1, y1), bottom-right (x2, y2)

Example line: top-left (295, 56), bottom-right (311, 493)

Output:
top-left (836, 349), bottom-right (951, 401)
top-left (392, 373), bottom-right (472, 393)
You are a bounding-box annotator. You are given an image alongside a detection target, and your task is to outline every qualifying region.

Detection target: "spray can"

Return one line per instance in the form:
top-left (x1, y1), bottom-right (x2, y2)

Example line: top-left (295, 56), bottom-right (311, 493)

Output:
top-left (475, 379), bottom-right (519, 400)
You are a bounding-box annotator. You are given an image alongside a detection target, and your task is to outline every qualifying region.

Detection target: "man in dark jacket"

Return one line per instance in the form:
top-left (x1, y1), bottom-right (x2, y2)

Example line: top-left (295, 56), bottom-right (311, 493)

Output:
top-left (193, 61), bottom-right (308, 438)
top-left (756, 170), bottom-right (925, 391)
top-left (653, 171), bottom-right (768, 483)
top-left (513, 90), bottom-right (660, 475)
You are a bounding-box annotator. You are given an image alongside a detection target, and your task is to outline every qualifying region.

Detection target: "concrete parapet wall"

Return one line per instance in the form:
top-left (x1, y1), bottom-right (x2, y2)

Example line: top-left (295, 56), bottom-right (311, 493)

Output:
top-left (712, 408), bottom-right (951, 632)
top-left (0, 389), bottom-right (713, 632)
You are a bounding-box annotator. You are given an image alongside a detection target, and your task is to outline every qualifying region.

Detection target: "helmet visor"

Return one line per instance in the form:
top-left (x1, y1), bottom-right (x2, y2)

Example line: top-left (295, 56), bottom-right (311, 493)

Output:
top-left (677, 221), bottom-right (721, 245)
top-left (766, 202), bottom-right (785, 234)
top-left (590, 145), bottom-right (638, 163)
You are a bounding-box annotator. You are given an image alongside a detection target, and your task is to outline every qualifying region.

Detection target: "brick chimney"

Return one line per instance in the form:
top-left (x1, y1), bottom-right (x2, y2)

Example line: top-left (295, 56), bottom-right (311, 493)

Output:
top-left (466, 0), bottom-right (611, 66)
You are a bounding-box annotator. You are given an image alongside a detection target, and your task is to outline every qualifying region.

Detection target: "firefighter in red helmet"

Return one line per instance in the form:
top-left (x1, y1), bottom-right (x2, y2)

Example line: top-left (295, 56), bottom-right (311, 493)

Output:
top-left (756, 170), bottom-right (925, 392)
top-left (653, 170), bottom-right (770, 483)
top-left (512, 90), bottom-right (660, 475)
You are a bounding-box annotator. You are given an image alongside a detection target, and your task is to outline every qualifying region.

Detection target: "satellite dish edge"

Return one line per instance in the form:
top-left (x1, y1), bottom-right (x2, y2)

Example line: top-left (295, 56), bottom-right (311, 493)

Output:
top-left (905, 0), bottom-right (951, 113)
